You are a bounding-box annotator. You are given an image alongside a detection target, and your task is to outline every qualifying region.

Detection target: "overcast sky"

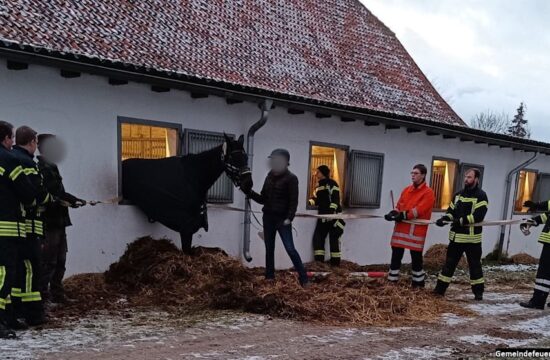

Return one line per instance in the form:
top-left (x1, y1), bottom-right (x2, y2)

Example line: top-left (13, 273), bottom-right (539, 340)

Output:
top-left (363, 0), bottom-right (550, 141)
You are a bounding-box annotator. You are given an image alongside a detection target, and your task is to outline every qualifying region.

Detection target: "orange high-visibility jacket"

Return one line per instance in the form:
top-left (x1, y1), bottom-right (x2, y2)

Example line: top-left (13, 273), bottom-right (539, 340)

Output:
top-left (391, 182), bottom-right (435, 252)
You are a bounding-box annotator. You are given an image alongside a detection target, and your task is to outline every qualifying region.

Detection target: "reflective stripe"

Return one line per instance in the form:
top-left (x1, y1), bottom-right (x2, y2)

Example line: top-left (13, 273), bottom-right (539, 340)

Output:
top-left (330, 252), bottom-right (341, 258)
top-left (0, 166), bottom-right (4, 176)
top-left (23, 167), bottom-right (38, 176)
top-left (331, 186), bottom-right (340, 192)
top-left (387, 275), bottom-right (399, 281)
top-left (438, 274), bottom-right (452, 283)
top-left (474, 201), bottom-right (488, 209)
top-left (535, 284), bottom-right (550, 293)
top-left (411, 208), bottom-right (418, 219)
top-left (542, 214), bottom-right (549, 224)
top-left (0, 266), bottom-right (5, 295)
top-left (330, 203), bottom-right (338, 209)
top-left (447, 214), bottom-right (454, 220)
top-left (412, 276), bottom-right (425, 282)
top-left (449, 201), bottom-right (455, 210)
top-left (411, 270), bottom-right (425, 276)
top-left (470, 278), bottom-right (485, 285)
top-left (334, 220), bottom-right (345, 230)
top-left (539, 232), bottom-right (550, 244)
top-left (314, 250), bottom-right (325, 256)
top-left (388, 269), bottom-right (400, 275)
top-left (467, 215), bottom-right (475, 224)
top-left (21, 292), bottom-right (41, 303)
top-left (535, 278), bottom-right (550, 286)
top-left (391, 239), bottom-right (423, 251)
top-left (24, 260), bottom-right (32, 294)
top-left (10, 288), bottom-right (22, 298)
top-left (308, 199), bottom-right (315, 206)
top-left (449, 232), bottom-right (482, 243)
top-left (9, 165), bottom-right (23, 181)
top-left (392, 232), bottom-right (425, 242)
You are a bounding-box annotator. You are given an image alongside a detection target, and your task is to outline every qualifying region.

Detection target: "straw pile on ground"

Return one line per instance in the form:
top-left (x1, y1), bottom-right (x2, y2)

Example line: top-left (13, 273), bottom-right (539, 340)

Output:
top-left (510, 252), bottom-right (538, 265)
top-left (423, 243), bottom-right (467, 271)
top-left (57, 237), bottom-right (470, 326)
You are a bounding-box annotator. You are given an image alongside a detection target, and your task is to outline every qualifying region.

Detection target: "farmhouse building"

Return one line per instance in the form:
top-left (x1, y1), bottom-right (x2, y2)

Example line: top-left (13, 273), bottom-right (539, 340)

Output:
top-left (1, 0), bottom-right (549, 274)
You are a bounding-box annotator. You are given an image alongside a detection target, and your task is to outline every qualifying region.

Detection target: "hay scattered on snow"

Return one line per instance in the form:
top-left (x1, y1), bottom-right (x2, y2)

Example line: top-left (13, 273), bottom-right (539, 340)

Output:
top-left (510, 253), bottom-right (538, 265)
top-left (424, 244), bottom-right (468, 271)
top-left (56, 237), bottom-right (470, 326)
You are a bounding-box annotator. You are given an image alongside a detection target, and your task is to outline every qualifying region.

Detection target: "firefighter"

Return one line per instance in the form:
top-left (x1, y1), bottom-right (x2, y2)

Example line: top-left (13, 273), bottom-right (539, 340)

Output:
top-left (0, 121), bottom-right (40, 338)
top-left (518, 200), bottom-right (550, 309)
top-left (309, 165), bottom-right (345, 266)
top-left (247, 149), bottom-right (309, 287)
top-left (37, 134), bottom-right (86, 304)
top-left (433, 168), bottom-right (488, 300)
top-left (384, 164), bottom-right (435, 287)
top-left (11, 126), bottom-right (53, 326)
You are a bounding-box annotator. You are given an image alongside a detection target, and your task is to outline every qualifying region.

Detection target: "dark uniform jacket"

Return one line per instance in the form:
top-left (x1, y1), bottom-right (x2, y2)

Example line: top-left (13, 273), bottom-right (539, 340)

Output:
top-left (37, 156), bottom-right (79, 229)
top-left (527, 201), bottom-right (550, 244)
top-left (12, 146), bottom-right (52, 237)
top-left (308, 178), bottom-right (341, 214)
top-left (250, 170), bottom-right (299, 221)
top-left (442, 185), bottom-right (488, 243)
top-left (0, 145), bottom-right (39, 238)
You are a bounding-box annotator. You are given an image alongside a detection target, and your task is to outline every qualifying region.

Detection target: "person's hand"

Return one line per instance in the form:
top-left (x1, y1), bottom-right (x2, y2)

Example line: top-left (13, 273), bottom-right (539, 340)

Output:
top-left (394, 212), bottom-right (405, 223)
top-left (240, 176), bottom-right (253, 195)
top-left (71, 199), bottom-right (87, 208)
top-left (436, 217), bottom-right (448, 227)
top-left (384, 210), bottom-right (399, 221)
top-left (520, 219), bottom-right (538, 236)
top-left (524, 200), bottom-right (537, 211)
top-left (283, 219), bottom-right (291, 226)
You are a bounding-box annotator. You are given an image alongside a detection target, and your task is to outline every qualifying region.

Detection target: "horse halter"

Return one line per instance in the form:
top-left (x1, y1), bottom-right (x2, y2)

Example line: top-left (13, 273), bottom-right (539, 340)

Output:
top-left (222, 147), bottom-right (250, 187)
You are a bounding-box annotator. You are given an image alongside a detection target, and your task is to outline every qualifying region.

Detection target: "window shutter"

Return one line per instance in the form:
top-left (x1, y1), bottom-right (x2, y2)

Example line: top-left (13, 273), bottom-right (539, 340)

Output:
top-left (347, 151), bottom-right (384, 208)
top-left (185, 130), bottom-right (234, 204)
top-left (535, 173), bottom-right (550, 203)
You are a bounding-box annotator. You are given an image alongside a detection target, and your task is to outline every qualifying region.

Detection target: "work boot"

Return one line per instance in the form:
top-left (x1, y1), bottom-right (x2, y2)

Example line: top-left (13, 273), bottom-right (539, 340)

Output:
top-left (52, 294), bottom-right (76, 305)
top-left (433, 281), bottom-right (448, 297)
top-left (314, 255), bottom-right (325, 262)
top-left (520, 299), bottom-right (545, 310)
top-left (520, 290), bottom-right (547, 310)
top-left (412, 280), bottom-right (425, 289)
top-left (6, 311), bottom-right (28, 330)
top-left (25, 313), bottom-right (46, 327)
top-left (0, 322), bottom-right (17, 339)
top-left (474, 293), bottom-right (483, 301)
top-left (330, 258), bottom-right (340, 267)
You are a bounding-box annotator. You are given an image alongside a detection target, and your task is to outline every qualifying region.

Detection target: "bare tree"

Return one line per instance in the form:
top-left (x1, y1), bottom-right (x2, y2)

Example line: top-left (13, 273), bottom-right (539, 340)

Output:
top-left (470, 110), bottom-right (511, 134)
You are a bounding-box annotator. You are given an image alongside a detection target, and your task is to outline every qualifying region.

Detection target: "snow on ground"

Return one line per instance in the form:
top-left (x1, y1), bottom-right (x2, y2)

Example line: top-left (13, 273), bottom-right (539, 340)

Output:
top-left (510, 315), bottom-right (550, 335)
top-left (301, 328), bottom-right (378, 344)
top-left (370, 346), bottom-right (455, 360)
top-left (440, 313), bottom-right (473, 326)
top-left (467, 302), bottom-right (525, 315)
top-left (485, 264), bottom-right (537, 272)
top-left (458, 334), bottom-right (533, 347)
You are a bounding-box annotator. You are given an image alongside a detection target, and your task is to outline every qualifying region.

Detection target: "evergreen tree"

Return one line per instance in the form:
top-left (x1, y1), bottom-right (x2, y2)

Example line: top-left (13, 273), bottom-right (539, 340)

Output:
top-left (507, 102), bottom-right (530, 138)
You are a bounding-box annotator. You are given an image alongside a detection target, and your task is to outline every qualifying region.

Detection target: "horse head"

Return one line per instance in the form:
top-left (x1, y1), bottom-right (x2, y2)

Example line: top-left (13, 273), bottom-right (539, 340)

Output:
top-left (222, 133), bottom-right (253, 193)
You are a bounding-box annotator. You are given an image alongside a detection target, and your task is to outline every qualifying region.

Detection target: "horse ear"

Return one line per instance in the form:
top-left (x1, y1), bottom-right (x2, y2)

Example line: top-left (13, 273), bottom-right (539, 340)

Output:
top-left (237, 134), bottom-right (244, 146)
top-left (223, 132), bottom-right (232, 144)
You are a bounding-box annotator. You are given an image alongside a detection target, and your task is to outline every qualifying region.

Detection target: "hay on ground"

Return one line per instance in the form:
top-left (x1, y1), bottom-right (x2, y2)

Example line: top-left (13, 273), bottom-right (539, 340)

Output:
top-left (424, 244), bottom-right (467, 271)
top-left (510, 253), bottom-right (538, 265)
top-left (55, 237), bottom-right (471, 326)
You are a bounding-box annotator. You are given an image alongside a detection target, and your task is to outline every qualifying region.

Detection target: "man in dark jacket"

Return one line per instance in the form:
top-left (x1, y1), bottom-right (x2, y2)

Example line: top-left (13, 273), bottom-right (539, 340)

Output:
top-left (12, 126), bottom-right (54, 326)
top-left (309, 165), bottom-right (345, 266)
top-left (36, 134), bottom-right (85, 304)
top-left (0, 121), bottom-right (44, 338)
top-left (247, 149), bottom-right (308, 287)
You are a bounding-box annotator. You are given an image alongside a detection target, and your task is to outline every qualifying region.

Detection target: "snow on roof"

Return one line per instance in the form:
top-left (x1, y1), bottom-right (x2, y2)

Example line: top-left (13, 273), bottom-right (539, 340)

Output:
top-left (0, 0), bottom-right (464, 125)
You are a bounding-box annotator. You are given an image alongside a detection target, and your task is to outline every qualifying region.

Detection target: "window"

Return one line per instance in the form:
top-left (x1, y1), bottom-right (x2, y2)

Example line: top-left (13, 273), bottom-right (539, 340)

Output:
top-left (514, 170), bottom-right (538, 213)
top-left (457, 163), bottom-right (485, 192)
top-left (185, 129), bottom-right (233, 204)
top-left (536, 173), bottom-right (550, 203)
top-left (120, 121), bottom-right (180, 160)
top-left (347, 151), bottom-right (384, 208)
top-left (431, 158), bottom-right (458, 210)
top-left (307, 144), bottom-right (348, 206)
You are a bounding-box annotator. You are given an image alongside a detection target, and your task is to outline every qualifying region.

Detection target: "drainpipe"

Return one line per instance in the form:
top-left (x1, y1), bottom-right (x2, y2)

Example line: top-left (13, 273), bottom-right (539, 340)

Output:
top-left (243, 99), bottom-right (273, 262)
top-left (496, 152), bottom-right (539, 258)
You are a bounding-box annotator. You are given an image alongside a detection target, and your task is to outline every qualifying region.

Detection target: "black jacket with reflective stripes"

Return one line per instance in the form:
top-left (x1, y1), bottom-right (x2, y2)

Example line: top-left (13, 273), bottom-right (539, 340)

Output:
top-left (250, 170), bottom-right (299, 221)
top-left (37, 156), bottom-right (78, 229)
top-left (12, 146), bottom-right (52, 236)
top-left (442, 185), bottom-right (488, 243)
top-left (308, 178), bottom-right (342, 214)
top-left (0, 145), bottom-right (39, 238)
top-left (529, 201), bottom-right (550, 244)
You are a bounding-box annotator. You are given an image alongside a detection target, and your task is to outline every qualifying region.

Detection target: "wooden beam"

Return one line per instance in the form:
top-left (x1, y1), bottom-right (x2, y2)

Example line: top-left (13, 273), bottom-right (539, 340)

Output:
top-left (426, 131), bottom-right (439, 136)
top-left (364, 120), bottom-right (379, 126)
top-left (151, 85), bottom-right (170, 93)
top-left (60, 69), bottom-right (81, 78)
top-left (108, 78), bottom-right (128, 85)
top-left (7, 61), bottom-right (28, 70)
top-left (460, 138), bottom-right (473, 142)
top-left (407, 128), bottom-right (421, 133)
top-left (315, 113), bottom-right (331, 118)
top-left (226, 98), bottom-right (243, 105)
top-left (499, 145), bottom-right (510, 148)
top-left (474, 140), bottom-right (485, 144)
top-left (191, 92), bottom-right (208, 99)
top-left (288, 108), bottom-right (305, 115)
top-left (443, 134), bottom-right (457, 139)
top-left (385, 124), bottom-right (400, 130)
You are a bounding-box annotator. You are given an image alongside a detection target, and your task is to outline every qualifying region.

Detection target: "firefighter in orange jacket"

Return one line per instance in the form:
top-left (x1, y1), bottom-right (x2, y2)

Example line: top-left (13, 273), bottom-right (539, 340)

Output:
top-left (384, 164), bottom-right (435, 287)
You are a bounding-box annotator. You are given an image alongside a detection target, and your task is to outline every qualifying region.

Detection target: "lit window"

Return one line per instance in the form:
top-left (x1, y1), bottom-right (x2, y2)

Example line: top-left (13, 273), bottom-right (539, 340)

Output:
top-left (431, 159), bottom-right (458, 210)
top-left (514, 170), bottom-right (538, 213)
top-left (308, 144), bottom-right (347, 206)
top-left (120, 122), bottom-right (179, 160)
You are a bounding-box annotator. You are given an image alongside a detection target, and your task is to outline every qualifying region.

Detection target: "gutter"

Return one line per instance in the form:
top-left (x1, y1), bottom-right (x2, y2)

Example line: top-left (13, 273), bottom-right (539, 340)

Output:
top-left (496, 152), bottom-right (539, 258)
top-left (242, 99), bottom-right (273, 262)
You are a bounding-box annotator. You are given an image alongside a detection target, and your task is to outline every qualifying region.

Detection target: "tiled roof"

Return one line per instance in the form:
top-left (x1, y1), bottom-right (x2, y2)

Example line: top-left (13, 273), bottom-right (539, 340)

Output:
top-left (0, 0), bottom-right (464, 125)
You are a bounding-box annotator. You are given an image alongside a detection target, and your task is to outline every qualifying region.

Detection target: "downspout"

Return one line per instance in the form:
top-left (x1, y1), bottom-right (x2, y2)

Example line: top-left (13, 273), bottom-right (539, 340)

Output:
top-left (497, 152), bottom-right (539, 258)
top-left (243, 99), bottom-right (273, 262)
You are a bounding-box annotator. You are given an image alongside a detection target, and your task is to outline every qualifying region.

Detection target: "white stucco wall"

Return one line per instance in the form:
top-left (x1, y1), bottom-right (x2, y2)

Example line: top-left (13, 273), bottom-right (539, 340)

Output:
top-left (0, 59), bottom-right (548, 276)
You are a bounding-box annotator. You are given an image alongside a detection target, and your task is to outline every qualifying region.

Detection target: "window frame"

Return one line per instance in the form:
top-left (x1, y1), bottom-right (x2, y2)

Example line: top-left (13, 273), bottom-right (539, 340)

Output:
top-left (117, 116), bottom-right (183, 201)
top-left (183, 128), bottom-right (235, 204)
top-left (513, 168), bottom-right (540, 215)
top-left (306, 141), bottom-right (350, 210)
top-left (430, 156), bottom-right (460, 212)
top-left (346, 150), bottom-right (385, 209)
top-left (456, 163), bottom-right (485, 193)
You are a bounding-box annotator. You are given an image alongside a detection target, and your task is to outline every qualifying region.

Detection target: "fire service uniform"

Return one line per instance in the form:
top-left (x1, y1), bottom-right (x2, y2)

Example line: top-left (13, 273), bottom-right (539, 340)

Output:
top-left (309, 177), bottom-right (345, 266)
top-left (434, 185), bottom-right (488, 299)
top-left (386, 182), bottom-right (435, 287)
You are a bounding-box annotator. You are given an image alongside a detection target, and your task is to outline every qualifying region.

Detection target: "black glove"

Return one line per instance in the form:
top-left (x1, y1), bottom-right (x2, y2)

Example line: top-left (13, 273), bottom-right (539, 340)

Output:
top-left (240, 176), bottom-right (254, 195)
top-left (520, 219), bottom-right (538, 236)
top-left (71, 198), bottom-right (87, 208)
top-left (524, 200), bottom-right (538, 211)
top-left (394, 211), bottom-right (405, 223)
top-left (436, 217), bottom-right (448, 227)
top-left (384, 210), bottom-right (399, 221)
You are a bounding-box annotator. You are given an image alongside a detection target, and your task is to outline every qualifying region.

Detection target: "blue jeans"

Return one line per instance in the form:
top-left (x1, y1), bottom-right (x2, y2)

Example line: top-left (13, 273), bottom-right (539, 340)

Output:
top-left (263, 214), bottom-right (308, 285)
